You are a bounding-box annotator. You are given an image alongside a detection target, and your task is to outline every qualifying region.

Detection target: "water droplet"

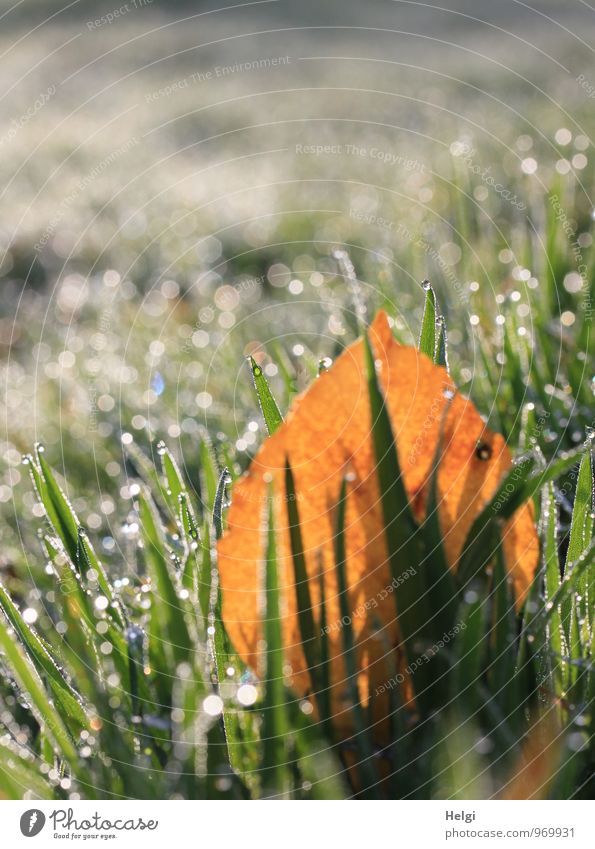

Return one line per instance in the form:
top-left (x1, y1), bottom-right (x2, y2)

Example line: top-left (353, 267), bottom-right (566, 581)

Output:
top-left (203, 694), bottom-right (223, 716)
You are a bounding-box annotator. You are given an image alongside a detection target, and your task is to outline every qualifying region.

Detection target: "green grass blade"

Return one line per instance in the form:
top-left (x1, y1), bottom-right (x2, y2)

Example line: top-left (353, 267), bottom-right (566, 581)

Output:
top-left (317, 563), bottom-right (332, 735)
top-left (0, 614), bottom-right (78, 763)
top-left (435, 315), bottom-right (449, 371)
top-left (249, 356), bottom-right (284, 435)
top-left (541, 481), bottom-right (568, 702)
top-left (213, 467), bottom-right (230, 541)
top-left (566, 449), bottom-right (594, 627)
top-left (138, 491), bottom-right (192, 666)
top-left (419, 413), bottom-right (459, 636)
top-left (451, 590), bottom-right (486, 716)
top-left (364, 329), bottom-right (442, 711)
top-left (418, 280), bottom-right (437, 361)
top-left (284, 459), bottom-right (329, 730)
top-left (334, 477), bottom-right (380, 796)
top-left (160, 444), bottom-right (186, 520)
top-left (0, 582), bottom-right (87, 728)
top-left (260, 494), bottom-right (289, 797)
top-left (198, 427), bottom-right (219, 513)
top-left (489, 545), bottom-right (522, 733)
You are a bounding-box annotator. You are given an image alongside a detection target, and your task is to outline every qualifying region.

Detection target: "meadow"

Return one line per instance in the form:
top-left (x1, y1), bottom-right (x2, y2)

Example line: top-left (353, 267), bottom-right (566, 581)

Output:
top-left (0, 0), bottom-right (593, 800)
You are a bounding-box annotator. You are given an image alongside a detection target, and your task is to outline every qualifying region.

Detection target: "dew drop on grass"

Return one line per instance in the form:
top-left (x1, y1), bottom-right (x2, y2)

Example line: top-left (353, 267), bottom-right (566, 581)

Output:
top-left (203, 694), bottom-right (223, 716)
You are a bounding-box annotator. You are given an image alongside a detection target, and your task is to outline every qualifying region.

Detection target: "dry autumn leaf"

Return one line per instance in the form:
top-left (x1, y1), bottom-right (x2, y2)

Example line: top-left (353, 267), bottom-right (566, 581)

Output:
top-left (217, 310), bottom-right (539, 738)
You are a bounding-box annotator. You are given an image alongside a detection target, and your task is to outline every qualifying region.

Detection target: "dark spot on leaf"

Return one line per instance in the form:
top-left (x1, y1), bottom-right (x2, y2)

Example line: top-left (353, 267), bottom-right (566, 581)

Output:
top-left (475, 441), bottom-right (492, 461)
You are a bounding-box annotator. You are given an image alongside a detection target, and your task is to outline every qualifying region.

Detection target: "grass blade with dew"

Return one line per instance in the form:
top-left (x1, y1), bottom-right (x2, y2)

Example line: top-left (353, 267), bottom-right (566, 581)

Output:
top-left (418, 280), bottom-right (437, 361)
top-left (565, 447), bottom-right (594, 633)
top-left (138, 490), bottom-right (192, 667)
top-left (249, 356), bottom-right (284, 436)
top-left (435, 315), bottom-right (449, 371)
top-left (209, 467), bottom-right (245, 779)
top-left (40, 534), bottom-right (130, 688)
top-left (541, 480), bottom-right (568, 705)
top-left (213, 466), bottom-right (231, 542)
top-left (333, 248), bottom-right (367, 334)
top-left (158, 442), bottom-right (186, 522)
top-left (334, 477), bottom-right (380, 797)
top-left (0, 582), bottom-right (88, 728)
top-left (260, 493), bottom-right (289, 797)
top-left (198, 425), bottom-right (219, 513)
top-left (0, 613), bottom-right (79, 764)
top-left (27, 447), bottom-right (123, 627)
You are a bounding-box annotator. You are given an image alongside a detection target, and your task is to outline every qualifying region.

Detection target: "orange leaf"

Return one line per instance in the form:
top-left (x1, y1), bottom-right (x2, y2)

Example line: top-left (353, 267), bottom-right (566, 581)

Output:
top-left (217, 311), bottom-right (539, 737)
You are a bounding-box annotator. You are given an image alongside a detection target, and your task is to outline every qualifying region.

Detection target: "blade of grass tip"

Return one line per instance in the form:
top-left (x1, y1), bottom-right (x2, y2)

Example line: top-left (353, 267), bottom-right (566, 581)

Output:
top-left (30, 447), bottom-right (77, 560)
top-left (179, 490), bottom-right (200, 547)
top-left (124, 437), bottom-right (170, 518)
top-left (159, 443), bottom-right (186, 521)
top-left (334, 477), bottom-right (380, 797)
top-left (249, 356), bottom-right (284, 436)
top-left (270, 339), bottom-right (298, 401)
top-left (260, 494), bottom-right (289, 797)
top-left (0, 614), bottom-right (78, 764)
top-left (213, 467), bottom-right (231, 542)
top-left (35, 452), bottom-right (119, 621)
top-left (333, 248), bottom-right (367, 334)
top-left (28, 450), bottom-right (123, 626)
top-left (0, 582), bottom-right (87, 728)
top-left (435, 315), bottom-right (449, 371)
top-left (418, 280), bottom-right (437, 361)
top-left (180, 493), bottom-right (203, 603)
top-left (284, 460), bottom-right (327, 726)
